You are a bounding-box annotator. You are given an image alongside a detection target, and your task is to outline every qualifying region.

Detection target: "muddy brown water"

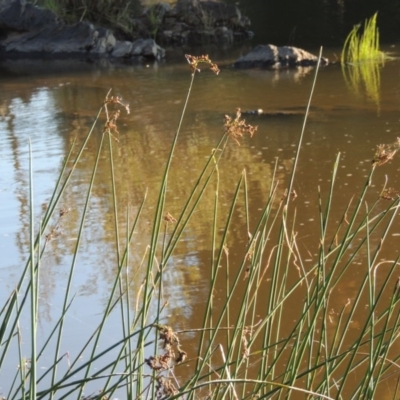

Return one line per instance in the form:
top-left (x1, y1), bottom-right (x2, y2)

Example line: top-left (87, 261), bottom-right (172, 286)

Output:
top-left (1, 46), bottom-right (400, 397)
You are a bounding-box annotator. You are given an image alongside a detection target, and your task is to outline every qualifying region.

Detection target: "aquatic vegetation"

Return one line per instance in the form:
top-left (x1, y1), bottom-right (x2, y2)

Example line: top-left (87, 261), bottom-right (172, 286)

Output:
top-left (2, 52), bottom-right (400, 400)
top-left (341, 13), bottom-right (385, 110)
top-left (341, 13), bottom-right (384, 64)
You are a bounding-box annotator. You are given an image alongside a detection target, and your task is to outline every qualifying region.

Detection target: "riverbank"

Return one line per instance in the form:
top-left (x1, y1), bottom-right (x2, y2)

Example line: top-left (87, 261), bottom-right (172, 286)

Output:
top-left (0, 0), bottom-right (253, 62)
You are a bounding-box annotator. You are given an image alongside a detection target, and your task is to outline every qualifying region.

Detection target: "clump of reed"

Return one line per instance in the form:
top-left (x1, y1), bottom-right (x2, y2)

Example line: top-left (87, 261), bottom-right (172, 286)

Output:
top-left (341, 13), bottom-right (386, 110)
top-left (341, 12), bottom-right (384, 64)
top-left (2, 50), bottom-right (400, 400)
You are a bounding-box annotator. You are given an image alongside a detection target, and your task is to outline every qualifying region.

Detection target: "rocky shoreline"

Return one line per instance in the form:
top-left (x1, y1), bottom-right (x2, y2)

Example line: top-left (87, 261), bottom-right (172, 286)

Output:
top-left (0, 0), bottom-right (327, 69)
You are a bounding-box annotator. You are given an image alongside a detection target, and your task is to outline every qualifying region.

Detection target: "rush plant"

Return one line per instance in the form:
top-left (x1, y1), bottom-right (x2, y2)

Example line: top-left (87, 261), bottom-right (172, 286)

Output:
top-left (341, 13), bottom-right (387, 110)
top-left (341, 12), bottom-right (384, 64)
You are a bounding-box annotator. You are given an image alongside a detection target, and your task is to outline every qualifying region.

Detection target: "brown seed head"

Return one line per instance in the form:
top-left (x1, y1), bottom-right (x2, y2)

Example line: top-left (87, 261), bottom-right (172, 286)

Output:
top-left (224, 108), bottom-right (257, 146)
top-left (185, 54), bottom-right (220, 75)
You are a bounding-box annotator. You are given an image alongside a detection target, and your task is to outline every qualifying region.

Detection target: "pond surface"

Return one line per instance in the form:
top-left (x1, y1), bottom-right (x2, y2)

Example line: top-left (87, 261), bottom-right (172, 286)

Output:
top-left (1, 45), bottom-right (400, 397)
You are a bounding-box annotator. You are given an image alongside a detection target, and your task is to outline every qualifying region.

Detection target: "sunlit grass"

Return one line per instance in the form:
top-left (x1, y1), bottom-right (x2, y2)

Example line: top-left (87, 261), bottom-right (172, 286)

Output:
top-left (341, 13), bottom-right (385, 64)
top-left (1, 51), bottom-right (400, 399)
top-left (341, 13), bottom-right (386, 111)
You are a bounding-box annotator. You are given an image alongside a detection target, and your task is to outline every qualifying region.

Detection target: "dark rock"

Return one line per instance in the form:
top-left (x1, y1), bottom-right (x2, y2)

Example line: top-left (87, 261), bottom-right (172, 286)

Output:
top-left (234, 45), bottom-right (329, 69)
top-left (239, 15), bottom-right (251, 29)
top-left (175, 0), bottom-right (241, 28)
top-left (175, 0), bottom-right (197, 19)
top-left (4, 21), bottom-right (115, 54)
top-left (197, 1), bottom-right (241, 27)
top-left (158, 0), bottom-right (252, 45)
top-left (173, 22), bottom-right (189, 34)
top-left (0, 0), bottom-right (166, 61)
top-left (0, 0), bottom-right (19, 9)
top-left (214, 26), bottom-right (233, 43)
top-left (131, 38), bottom-right (165, 60)
top-left (111, 40), bottom-right (133, 58)
top-left (111, 38), bottom-right (165, 60)
top-left (163, 16), bottom-right (178, 30)
top-left (0, 0), bottom-right (57, 32)
top-left (0, 0), bottom-right (251, 59)
top-left (92, 27), bottom-right (116, 53)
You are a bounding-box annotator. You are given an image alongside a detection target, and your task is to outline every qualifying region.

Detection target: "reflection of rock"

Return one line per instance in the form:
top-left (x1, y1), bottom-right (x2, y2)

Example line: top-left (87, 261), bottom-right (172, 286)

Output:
top-left (241, 107), bottom-right (314, 118)
top-left (0, 0), bottom-right (165, 61)
top-left (238, 66), bottom-right (316, 86)
top-left (234, 45), bottom-right (329, 69)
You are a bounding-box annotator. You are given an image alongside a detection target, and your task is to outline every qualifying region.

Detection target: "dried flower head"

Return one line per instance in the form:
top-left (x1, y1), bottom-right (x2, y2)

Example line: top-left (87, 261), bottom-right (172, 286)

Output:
top-left (145, 351), bottom-right (174, 371)
top-left (380, 187), bottom-right (400, 201)
top-left (155, 377), bottom-right (178, 397)
top-left (185, 54), bottom-right (220, 75)
top-left (150, 324), bottom-right (187, 370)
top-left (104, 110), bottom-right (120, 133)
top-left (102, 94), bottom-right (130, 143)
top-left (158, 324), bottom-right (179, 348)
top-left (224, 108), bottom-right (258, 146)
top-left (45, 207), bottom-right (70, 242)
top-left (59, 208), bottom-right (70, 217)
top-left (164, 212), bottom-right (177, 223)
top-left (176, 350), bottom-right (187, 364)
top-left (104, 95), bottom-right (130, 114)
top-left (281, 189), bottom-right (298, 202)
top-left (372, 138), bottom-right (400, 166)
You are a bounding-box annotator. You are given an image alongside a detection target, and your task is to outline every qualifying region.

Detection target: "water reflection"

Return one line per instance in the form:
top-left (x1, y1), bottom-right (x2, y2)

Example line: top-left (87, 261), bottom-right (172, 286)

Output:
top-left (1, 51), bottom-right (400, 396)
top-left (0, 88), bottom-right (66, 280)
top-left (1, 56), bottom-right (399, 310)
top-left (342, 60), bottom-right (383, 112)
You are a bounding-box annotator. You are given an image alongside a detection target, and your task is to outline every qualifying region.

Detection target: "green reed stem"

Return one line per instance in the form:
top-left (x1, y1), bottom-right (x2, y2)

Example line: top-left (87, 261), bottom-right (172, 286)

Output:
top-left (100, 118), bottom-right (125, 397)
top-left (52, 129), bottom-right (107, 400)
top-left (190, 174), bottom-right (245, 391)
top-left (135, 71), bottom-right (197, 397)
top-left (285, 47), bottom-right (322, 207)
top-left (0, 97), bottom-right (105, 391)
top-left (28, 139), bottom-right (37, 400)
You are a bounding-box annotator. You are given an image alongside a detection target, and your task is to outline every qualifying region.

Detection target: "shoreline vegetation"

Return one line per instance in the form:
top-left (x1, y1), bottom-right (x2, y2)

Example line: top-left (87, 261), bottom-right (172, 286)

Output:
top-left (2, 52), bottom-right (400, 399)
top-left (341, 12), bottom-right (389, 111)
top-left (33, 0), bottom-right (254, 47)
top-left (29, 0), bottom-right (400, 48)
top-left (0, 0), bottom-right (252, 62)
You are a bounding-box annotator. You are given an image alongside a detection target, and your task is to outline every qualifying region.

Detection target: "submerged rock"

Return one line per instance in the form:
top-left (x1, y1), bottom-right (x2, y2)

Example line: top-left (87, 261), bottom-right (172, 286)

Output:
top-left (234, 45), bottom-right (329, 69)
